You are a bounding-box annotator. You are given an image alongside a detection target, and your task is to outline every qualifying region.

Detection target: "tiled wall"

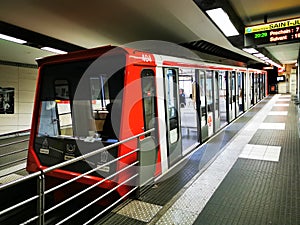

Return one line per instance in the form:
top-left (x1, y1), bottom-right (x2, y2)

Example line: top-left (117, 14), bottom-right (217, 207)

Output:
top-left (0, 64), bottom-right (37, 134)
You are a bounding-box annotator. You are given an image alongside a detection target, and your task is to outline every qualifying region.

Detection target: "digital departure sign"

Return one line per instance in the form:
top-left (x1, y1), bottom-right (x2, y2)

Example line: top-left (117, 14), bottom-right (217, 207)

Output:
top-left (244, 18), bottom-right (300, 47)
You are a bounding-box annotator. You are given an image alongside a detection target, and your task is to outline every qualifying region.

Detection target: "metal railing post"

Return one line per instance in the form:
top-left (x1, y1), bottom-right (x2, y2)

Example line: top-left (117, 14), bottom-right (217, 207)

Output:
top-left (37, 172), bottom-right (45, 225)
top-left (135, 136), bottom-right (141, 199)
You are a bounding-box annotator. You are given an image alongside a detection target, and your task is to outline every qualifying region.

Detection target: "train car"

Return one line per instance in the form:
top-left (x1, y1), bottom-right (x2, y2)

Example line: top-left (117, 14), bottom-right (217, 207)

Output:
top-left (26, 45), bottom-right (267, 203)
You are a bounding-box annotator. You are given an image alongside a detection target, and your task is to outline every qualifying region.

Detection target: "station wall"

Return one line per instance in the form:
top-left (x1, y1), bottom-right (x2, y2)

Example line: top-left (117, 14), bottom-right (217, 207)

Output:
top-left (0, 64), bottom-right (37, 134)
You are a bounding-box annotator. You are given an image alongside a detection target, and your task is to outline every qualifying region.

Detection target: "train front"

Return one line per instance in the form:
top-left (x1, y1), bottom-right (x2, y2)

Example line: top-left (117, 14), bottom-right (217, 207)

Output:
top-left (26, 47), bottom-right (139, 203)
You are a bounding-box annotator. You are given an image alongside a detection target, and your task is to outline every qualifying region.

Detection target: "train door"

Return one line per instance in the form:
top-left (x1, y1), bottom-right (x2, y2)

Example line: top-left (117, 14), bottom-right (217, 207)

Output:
top-left (219, 71), bottom-right (227, 128)
top-left (178, 68), bottom-right (199, 153)
top-left (164, 68), bottom-right (182, 166)
top-left (206, 71), bottom-right (214, 137)
top-left (213, 71), bottom-right (221, 132)
top-left (259, 73), bottom-right (264, 99)
top-left (254, 73), bottom-right (258, 104)
top-left (262, 73), bottom-right (266, 97)
top-left (245, 72), bottom-right (248, 108)
top-left (139, 69), bottom-right (158, 186)
top-left (197, 70), bottom-right (209, 141)
top-left (227, 71), bottom-right (236, 122)
top-left (250, 72), bottom-right (254, 106)
top-left (233, 71), bottom-right (239, 116)
top-left (237, 72), bottom-right (244, 115)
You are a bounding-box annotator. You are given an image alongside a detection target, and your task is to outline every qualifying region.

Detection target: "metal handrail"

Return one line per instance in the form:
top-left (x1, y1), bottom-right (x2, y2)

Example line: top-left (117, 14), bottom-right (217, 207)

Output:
top-left (0, 157), bottom-right (27, 169)
top-left (0, 130), bottom-right (30, 177)
top-left (43, 128), bottom-right (154, 173)
top-left (0, 139), bottom-right (29, 148)
top-left (0, 128), bottom-right (155, 225)
top-left (0, 129), bottom-right (30, 139)
top-left (0, 148), bottom-right (27, 157)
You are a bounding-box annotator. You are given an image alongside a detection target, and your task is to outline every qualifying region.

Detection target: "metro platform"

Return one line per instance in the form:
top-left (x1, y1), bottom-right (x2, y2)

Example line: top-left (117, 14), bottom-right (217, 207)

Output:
top-left (96, 94), bottom-right (300, 225)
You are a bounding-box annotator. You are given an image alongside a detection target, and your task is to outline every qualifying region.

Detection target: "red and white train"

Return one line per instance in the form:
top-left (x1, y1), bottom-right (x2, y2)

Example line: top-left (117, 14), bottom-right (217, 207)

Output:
top-left (26, 45), bottom-right (267, 201)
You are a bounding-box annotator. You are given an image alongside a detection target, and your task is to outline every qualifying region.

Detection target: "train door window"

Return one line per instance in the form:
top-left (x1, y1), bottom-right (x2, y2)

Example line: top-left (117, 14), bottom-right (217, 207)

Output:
top-left (219, 71), bottom-right (227, 128)
top-left (179, 68), bottom-right (198, 151)
top-left (165, 68), bottom-right (179, 144)
top-left (141, 69), bottom-right (156, 134)
top-left (206, 71), bottom-right (214, 136)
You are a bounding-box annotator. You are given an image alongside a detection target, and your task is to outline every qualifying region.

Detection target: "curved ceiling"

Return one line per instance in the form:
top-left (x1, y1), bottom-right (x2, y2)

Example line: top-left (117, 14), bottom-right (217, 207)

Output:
top-left (0, 0), bottom-right (299, 66)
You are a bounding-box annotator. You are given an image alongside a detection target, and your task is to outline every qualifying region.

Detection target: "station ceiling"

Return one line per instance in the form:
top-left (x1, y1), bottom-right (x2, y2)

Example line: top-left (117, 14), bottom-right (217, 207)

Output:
top-left (0, 0), bottom-right (299, 67)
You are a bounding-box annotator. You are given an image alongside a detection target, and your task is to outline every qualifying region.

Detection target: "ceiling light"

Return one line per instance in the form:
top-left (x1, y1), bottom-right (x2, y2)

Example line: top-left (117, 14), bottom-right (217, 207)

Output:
top-left (206, 8), bottom-right (239, 37)
top-left (242, 48), bottom-right (258, 54)
top-left (41, 47), bottom-right (67, 54)
top-left (253, 53), bottom-right (265, 58)
top-left (0, 34), bottom-right (27, 44)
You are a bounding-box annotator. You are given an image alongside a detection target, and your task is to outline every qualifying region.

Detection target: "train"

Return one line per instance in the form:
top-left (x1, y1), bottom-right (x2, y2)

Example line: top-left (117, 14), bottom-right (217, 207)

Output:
top-left (26, 44), bottom-right (267, 203)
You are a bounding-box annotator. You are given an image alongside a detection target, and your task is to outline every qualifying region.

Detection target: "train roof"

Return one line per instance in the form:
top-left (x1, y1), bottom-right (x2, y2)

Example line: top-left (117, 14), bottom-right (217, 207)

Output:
top-left (36, 44), bottom-right (266, 73)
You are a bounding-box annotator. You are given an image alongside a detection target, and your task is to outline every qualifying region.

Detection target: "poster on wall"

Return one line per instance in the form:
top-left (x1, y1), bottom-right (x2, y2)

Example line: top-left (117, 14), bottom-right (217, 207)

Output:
top-left (0, 87), bottom-right (14, 114)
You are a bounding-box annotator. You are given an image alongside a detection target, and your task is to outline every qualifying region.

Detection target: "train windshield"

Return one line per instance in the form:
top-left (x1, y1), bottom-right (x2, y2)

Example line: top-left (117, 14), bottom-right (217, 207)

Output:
top-left (36, 56), bottom-right (125, 142)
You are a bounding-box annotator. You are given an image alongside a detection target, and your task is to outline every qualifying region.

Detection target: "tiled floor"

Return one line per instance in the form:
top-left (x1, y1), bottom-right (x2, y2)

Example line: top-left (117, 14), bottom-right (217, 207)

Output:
top-left (97, 94), bottom-right (300, 225)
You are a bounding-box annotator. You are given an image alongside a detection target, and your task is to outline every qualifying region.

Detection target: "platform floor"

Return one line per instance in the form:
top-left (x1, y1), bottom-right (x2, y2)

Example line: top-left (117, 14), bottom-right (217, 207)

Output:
top-left (96, 94), bottom-right (300, 225)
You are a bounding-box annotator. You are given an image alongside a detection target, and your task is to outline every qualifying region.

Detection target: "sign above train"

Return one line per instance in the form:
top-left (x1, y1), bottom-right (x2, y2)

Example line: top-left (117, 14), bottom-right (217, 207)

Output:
top-left (244, 17), bottom-right (300, 47)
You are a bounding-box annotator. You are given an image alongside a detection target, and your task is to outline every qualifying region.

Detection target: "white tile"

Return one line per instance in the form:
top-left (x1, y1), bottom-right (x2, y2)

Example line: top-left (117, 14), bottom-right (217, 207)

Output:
top-left (239, 144), bottom-right (281, 162)
top-left (156, 208), bottom-right (198, 225)
top-left (277, 99), bottom-right (290, 101)
top-left (259, 123), bottom-right (285, 130)
top-left (252, 145), bottom-right (268, 151)
top-left (274, 103), bottom-right (289, 106)
top-left (268, 111), bottom-right (288, 116)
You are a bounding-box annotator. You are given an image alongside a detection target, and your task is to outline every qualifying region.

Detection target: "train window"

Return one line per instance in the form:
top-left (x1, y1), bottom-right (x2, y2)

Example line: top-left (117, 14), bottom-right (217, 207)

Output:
top-left (37, 80), bottom-right (73, 137)
top-left (55, 80), bottom-right (73, 136)
top-left (90, 75), bottom-right (110, 111)
top-left (165, 68), bottom-right (179, 144)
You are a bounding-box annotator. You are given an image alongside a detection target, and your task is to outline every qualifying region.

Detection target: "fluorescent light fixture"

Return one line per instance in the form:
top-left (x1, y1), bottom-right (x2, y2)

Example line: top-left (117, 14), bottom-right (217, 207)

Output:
top-left (263, 66), bottom-right (273, 69)
top-left (206, 8), bottom-right (239, 37)
top-left (261, 57), bottom-right (269, 61)
top-left (41, 47), bottom-right (67, 54)
top-left (242, 48), bottom-right (258, 54)
top-left (266, 59), bottom-right (273, 64)
top-left (265, 59), bottom-right (282, 68)
top-left (253, 53), bottom-right (265, 58)
top-left (0, 34), bottom-right (27, 44)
